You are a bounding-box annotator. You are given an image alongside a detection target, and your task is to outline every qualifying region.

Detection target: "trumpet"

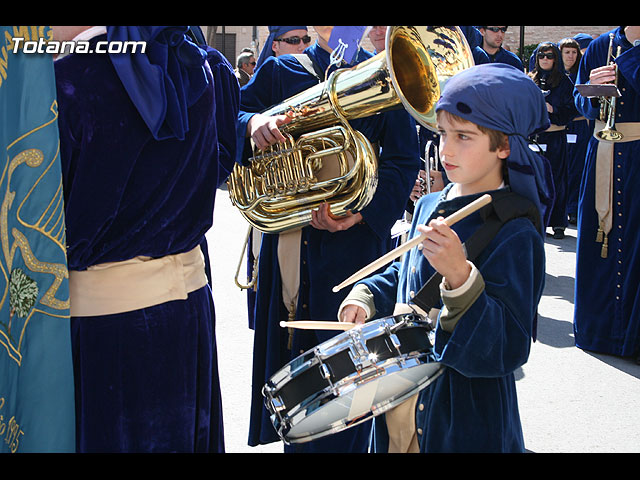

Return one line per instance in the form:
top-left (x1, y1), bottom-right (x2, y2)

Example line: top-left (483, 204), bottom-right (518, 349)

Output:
top-left (595, 33), bottom-right (624, 142)
top-left (421, 139), bottom-right (440, 196)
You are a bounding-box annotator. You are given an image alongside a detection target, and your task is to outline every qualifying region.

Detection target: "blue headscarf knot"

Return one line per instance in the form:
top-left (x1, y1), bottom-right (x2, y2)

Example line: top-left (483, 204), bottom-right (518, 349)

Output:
top-left (107, 26), bottom-right (210, 141)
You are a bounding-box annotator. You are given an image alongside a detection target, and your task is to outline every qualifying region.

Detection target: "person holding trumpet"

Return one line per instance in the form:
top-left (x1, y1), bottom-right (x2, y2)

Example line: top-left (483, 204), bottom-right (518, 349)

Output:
top-left (338, 63), bottom-right (553, 452)
top-left (572, 27), bottom-right (640, 363)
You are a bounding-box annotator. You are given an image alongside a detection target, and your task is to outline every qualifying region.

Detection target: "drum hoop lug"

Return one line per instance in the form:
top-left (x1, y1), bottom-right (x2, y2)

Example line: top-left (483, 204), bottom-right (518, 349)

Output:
top-left (346, 328), bottom-right (373, 372)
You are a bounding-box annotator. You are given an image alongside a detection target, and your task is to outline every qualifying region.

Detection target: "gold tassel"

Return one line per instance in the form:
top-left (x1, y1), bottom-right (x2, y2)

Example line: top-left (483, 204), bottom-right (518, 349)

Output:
top-left (596, 226), bottom-right (604, 243)
top-left (600, 234), bottom-right (608, 258)
top-left (286, 300), bottom-right (296, 350)
top-left (287, 328), bottom-right (294, 350)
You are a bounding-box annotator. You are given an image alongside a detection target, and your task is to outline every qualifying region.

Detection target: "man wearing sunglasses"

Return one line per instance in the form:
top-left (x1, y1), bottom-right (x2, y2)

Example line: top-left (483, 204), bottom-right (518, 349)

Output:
top-left (256, 26), bottom-right (310, 68)
top-left (473, 26), bottom-right (525, 71)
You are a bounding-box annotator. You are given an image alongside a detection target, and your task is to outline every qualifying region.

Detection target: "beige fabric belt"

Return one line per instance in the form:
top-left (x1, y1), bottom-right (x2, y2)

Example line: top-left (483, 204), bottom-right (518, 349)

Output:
top-left (545, 124), bottom-right (567, 133)
top-left (278, 229), bottom-right (302, 320)
top-left (593, 121), bottom-right (640, 257)
top-left (384, 303), bottom-right (438, 453)
top-left (69, 245), bottom-right (208, 317)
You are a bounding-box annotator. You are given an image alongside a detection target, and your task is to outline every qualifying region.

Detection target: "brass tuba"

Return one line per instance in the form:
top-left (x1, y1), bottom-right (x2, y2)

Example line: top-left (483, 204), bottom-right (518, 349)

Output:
top-left (227, 26), bottom-right (474, 234)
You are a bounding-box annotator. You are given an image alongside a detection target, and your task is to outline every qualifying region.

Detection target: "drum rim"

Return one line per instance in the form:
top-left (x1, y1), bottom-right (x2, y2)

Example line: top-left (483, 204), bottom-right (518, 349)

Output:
top-left (278, 360), bottom-right (445, 444)
top-left (265, 314), bottom-right (432, 392)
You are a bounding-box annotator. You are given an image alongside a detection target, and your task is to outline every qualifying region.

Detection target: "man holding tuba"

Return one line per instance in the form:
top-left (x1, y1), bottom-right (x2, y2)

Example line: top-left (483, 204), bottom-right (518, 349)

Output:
top-left (573, 26), bottom-right (640, 363)
top-left (236, 26), bottom-right (420, 453)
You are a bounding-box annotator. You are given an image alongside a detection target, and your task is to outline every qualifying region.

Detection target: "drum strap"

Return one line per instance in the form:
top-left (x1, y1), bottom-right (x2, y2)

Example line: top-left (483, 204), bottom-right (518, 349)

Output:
top-left (410, 190), bottom-right (541, 315)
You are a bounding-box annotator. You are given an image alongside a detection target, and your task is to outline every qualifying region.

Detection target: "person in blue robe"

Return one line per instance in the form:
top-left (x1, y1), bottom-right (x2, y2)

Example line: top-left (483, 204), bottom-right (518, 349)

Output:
top-left (246, 26), bottom-right (309, 330)
top-left (256, 26), bottom-right (309, 69)
top-left (559, 37), bottom-right (593, 224)
top-left (237, 26), bottom-right (420, 452)
top-left (339, 63), bottom-right (553, 453)
top-left (53, 26), bottom-right (239, 452)
top-left (528, 42), bottom-right (578, 239)
top-left (573, 26), bottom-right (640, 362)
top-left (473, 26), bottom-right (524, 71)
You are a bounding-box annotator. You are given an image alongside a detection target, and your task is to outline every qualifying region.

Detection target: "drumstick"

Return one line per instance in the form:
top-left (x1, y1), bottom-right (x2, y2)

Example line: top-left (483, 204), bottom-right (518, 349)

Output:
top-left (280, 320), bottom-right (357, 331)
top-left (332, 193), bottom-right (492, 293)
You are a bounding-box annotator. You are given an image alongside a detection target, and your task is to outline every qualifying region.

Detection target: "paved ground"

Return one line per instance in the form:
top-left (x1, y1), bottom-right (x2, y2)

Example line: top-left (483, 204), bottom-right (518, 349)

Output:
top-left (207, 188), bottom-right (640, 453)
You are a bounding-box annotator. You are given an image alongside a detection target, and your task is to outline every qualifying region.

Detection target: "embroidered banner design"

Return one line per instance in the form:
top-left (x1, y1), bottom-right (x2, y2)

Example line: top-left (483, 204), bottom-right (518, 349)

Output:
top-left (0, 26), bottom-right (75, 453)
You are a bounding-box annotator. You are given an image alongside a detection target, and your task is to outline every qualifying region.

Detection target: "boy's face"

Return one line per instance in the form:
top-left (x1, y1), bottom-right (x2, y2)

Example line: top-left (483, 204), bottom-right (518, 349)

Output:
top-left (437, 113), bottom-right (509, 196)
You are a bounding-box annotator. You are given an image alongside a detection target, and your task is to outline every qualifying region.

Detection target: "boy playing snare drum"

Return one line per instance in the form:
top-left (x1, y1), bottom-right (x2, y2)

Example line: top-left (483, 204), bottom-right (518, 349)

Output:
top-left (339, 63), bottom-right (553, 453)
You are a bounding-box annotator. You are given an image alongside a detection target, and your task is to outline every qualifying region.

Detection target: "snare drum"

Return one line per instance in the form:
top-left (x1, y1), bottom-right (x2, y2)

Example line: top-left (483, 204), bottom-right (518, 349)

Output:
top-left (262, 313), bottom-right (444, 444)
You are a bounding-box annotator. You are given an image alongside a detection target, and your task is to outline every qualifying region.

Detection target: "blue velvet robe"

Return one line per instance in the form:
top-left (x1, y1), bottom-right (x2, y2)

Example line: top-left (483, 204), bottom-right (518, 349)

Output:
top-left (533, 71), bottom-right (578, 230)
top-left (573, 28), bottom-right (640, 357)
top-left (55, 35), bottom-right (239, 452)
top-left (361, 186), bottom-right (545, 452)
top-left (237, 43), bottom-right (420, 452)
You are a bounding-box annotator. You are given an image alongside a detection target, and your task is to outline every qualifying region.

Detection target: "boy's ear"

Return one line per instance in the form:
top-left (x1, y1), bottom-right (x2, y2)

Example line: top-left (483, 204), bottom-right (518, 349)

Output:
top-left (497, 137), bottom-right (511, 159)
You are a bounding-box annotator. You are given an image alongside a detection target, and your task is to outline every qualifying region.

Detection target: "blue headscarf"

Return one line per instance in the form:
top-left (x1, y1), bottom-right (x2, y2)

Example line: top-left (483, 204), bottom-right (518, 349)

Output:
top-left (435, 63), bottom-right (555, 232)
top-left (573, 33), bottom-right (594, 50)
top-left (106, 26), bottom-right (210, 141)
top-left (256, 26), bottom-right (307, 68)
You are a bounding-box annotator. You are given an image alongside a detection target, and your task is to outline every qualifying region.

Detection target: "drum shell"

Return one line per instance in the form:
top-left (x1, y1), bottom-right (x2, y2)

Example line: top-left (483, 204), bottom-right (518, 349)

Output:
top-left (262, 314), bottom-right (444, 444)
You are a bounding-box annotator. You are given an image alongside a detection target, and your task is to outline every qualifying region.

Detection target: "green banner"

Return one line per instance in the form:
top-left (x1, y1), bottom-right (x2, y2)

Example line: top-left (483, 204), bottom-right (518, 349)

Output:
top-left (0, 26), bottom-right (74, 453)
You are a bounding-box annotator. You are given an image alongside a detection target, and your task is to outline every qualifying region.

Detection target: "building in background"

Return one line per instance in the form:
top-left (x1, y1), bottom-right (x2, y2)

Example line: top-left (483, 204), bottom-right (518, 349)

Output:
top-left (200, 26), bottom-right (617, 70)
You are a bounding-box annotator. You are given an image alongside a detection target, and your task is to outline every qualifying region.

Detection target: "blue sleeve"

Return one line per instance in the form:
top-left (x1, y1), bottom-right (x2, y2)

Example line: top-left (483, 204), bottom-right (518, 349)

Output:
top-left (356, 260), bottom-right (402, 319)
top-left (207, 50), bottom-right (240, 179)
top-left (617, 44), bottom-right (640, 94)
top-left (574, 37), bottom-right (604, 120)
top-left (434, 220), bottom-right (545, 378)
top-left (234, 59), bottom-right (277, 165)
top-left (472, 46), bottom-right (490, 65)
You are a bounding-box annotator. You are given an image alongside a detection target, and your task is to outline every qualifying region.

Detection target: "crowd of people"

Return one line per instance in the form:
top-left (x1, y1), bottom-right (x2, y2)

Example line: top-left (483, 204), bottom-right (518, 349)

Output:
top-left (28, 25), bottom-right (639, 454)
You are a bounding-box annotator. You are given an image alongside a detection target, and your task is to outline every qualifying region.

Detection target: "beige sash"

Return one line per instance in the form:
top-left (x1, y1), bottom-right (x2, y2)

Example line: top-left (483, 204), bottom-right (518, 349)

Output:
top-left (276, 150), bottom-right (357, 320)
top-left (381, 303), bottom-right (438, 453)
top-left (278, 229), bottom-right (302, 320)
top-left (386, 392), bottom-right (420, 453)
top-left (593, 121), bottom-right (640, 257)
top-left (69, 245), bottom-right (207, 317)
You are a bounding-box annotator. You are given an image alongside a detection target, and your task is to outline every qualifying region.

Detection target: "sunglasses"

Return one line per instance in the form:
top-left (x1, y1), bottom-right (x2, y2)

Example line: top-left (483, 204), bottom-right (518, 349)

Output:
top-left (537, 52), bottom-right (555, 60)
top-left (485, 27), bottom-right (508, 33)
top-left (275, 35), bottom-right (312, 45)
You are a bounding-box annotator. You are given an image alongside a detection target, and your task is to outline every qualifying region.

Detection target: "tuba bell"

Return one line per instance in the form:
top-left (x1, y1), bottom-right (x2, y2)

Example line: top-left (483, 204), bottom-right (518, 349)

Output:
top-left (227, 26), bottom-right (474, 234)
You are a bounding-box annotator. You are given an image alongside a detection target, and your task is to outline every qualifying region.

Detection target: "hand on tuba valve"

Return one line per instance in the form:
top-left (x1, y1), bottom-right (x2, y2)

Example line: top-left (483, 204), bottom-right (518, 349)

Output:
top-left (247, 113), bottom-right (293, 151)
